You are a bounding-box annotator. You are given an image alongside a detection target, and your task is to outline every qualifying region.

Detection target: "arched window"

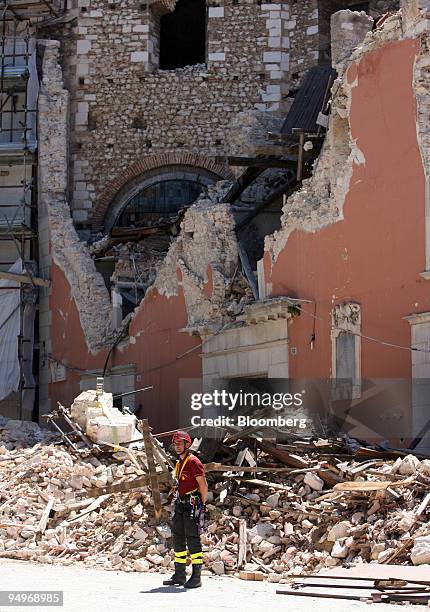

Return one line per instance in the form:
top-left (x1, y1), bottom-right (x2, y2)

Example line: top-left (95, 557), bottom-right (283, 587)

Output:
top-left (159, 0), bottom-right (206, 70)
top-left (116, 179), bottom-right (204, 227)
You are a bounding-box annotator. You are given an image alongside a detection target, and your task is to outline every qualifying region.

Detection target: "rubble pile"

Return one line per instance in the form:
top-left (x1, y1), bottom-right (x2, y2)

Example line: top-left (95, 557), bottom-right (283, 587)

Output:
top-left (109, 237), bottom-right (173, 291)
top-left (1, 421), bottom-right (430, 579)
top-left (0, 438), bottom-right (173, 571)
top-left (0, 417), bottom-right (56, 450)
top-left (203, 450), bottom-right (430, 581)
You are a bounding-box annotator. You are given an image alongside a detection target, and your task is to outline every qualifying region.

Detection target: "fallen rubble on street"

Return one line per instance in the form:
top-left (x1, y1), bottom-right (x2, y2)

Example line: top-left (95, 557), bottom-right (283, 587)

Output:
top-left (2, 400), bottom-right (430, 592)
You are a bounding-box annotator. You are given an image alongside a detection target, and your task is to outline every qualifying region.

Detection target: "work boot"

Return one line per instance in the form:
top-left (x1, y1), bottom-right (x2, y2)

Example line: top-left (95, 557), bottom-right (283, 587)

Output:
top-left (184, 564), bottom-right (202, 589)
top-left (163, 563), bottom-right (187, 586)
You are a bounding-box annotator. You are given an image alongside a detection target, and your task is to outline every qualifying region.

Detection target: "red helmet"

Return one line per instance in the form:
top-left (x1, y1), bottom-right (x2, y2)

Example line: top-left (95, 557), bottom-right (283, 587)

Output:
top-left (172, 430), bottom-right (192, 445)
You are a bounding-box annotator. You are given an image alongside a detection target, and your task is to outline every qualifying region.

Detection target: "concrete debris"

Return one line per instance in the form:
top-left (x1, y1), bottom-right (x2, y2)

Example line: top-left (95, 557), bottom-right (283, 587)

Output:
top-left (411, 535), bottom-right (430, 566)
top-left (228, 110), bottom-right (285, 158)
top-left (0, 417), bottom-right (56, 450)
top-left (397, 454), bottom-right (421, 475)
top-left (303, 472), bottom-right (324, 491)
top-left (71, 390), bottom-right (138, 445)
top-left (1, 419), bottom-right (430, 578)
top-left (88, 179), bottom-right (252, 333)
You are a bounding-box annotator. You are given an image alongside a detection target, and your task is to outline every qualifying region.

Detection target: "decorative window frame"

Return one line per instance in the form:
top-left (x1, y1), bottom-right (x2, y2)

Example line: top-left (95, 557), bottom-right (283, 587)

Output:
top-left (331, 302), bottom-right (361, 400)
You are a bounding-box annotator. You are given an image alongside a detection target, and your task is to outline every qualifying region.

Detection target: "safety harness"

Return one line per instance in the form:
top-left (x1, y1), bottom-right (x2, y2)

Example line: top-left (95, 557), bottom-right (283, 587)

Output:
top-left (174, 453), bottom-right (199, 497)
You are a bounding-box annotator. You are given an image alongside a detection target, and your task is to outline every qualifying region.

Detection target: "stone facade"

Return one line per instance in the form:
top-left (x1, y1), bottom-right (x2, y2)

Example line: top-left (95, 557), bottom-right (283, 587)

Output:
top-left (53, 0), bottom-right (294, 229)
top-left (38, 0), bottom-right (389, 233)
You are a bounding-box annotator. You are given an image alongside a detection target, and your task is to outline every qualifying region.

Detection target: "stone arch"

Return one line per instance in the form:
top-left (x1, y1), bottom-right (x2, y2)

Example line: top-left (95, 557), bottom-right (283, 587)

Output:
top-left (92, 152), bottom-right (234, 233)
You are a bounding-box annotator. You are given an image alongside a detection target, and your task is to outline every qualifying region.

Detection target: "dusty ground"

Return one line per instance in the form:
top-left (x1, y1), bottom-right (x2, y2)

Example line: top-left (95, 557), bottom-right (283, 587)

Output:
top-left (0, 560), bottom-right (425, 612)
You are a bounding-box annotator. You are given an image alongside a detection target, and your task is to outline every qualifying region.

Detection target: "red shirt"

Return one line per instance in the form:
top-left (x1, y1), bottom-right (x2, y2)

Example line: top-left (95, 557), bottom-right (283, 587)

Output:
top-left (176, 452), bottom-right (205, 496)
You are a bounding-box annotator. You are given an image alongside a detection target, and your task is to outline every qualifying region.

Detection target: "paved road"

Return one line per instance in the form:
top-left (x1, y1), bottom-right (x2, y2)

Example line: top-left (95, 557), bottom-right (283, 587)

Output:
top-left (0, 560), bottom-right (425, 612)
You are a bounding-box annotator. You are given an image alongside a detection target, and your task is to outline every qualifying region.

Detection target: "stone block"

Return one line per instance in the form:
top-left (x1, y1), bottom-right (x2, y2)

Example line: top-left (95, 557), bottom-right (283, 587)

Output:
top-left (131, 51), bottom-right (148, 62)
top-left (209, 7), bottom-right (224, 17)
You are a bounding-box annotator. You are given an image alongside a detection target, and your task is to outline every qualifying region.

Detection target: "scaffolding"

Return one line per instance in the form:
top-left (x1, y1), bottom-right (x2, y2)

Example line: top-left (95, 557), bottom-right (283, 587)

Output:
top-left (0, 0), bottom-right (60, 419)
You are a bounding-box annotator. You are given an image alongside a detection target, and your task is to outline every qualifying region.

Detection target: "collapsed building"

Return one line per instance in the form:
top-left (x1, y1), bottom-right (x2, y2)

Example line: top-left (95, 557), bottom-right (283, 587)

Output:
top-left (4, 0), bottom-right (430, 449)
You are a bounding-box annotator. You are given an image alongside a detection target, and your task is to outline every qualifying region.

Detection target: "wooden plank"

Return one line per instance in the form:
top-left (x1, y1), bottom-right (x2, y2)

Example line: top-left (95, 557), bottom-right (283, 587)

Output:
top-left (276, 590), bottom-right (369, 601)
top-left (258, 441), bottom-right (308, 468)
top-left (52, 498), bottom-right (97, 519)
top-left (244, 448), bottom-right (257, 467)
top-left (289, 574), bottom-right (430, 587)
top-left (84, 471), bottom-right (172, 497)
top-left (151, 435), bottom-right (175, 470)
top-left (417, 491), bottom-right (430, 517)
top-left (60, 495), bottom-right (110, 527)
top-left (345, 460), bottom-right (382, 475)
top-left (379, 537), bottom-right (413, 565)
top-left (317, 468), bottom-right (344, 488)
top-left (141, 419), bottom-right (162, 523)
top-left (0, 270), bottom-right (50, 287)
top-left (235, 448), bottom-right (248, 467)
top-left (37, 498), bottom-right (54, 534)
top-left (238, 478), bottom-right (292, 491)
top-left (333, 477), bottom-right (414, 492)
top-left (239, 571), bottom-right (265, 581)
top-left (291, 581), bottom-right (428, 592)
top-left (204, 462), bottom-right (303, 474)
top-left (238, 519), bottom-right (247, 569)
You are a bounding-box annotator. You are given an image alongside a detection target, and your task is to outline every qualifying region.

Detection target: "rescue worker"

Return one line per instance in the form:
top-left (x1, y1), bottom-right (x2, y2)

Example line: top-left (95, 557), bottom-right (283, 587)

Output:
top-left (163, 430), bottom-right (208, 588)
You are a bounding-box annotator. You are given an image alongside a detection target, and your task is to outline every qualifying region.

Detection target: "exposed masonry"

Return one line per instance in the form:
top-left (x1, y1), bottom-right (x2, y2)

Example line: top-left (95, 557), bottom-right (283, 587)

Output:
top-left (331, 10), bottom-right (374, 72)
top-left (406, 0), bottom-right (430, 274)
top-left (266, 9), bottom-right (403, 262)
top-left (288, 0), bottom-right (320, 89)
top-left (34, 1), bottom-right (405, 232)
top-left (39, 48), bottom-right (246, 347)
top-left (152, 182), bottom-right (245, 333)
top-left (37, 4), bottom-right (415, 355)
top-left (64, 0), bottom-right (293, 225)
top-left (38, 41), bottom-right (113, 354)
top-left (92, 152), bottom-right (233, 232)
top-left (38, 0), bottom-right (335, 229)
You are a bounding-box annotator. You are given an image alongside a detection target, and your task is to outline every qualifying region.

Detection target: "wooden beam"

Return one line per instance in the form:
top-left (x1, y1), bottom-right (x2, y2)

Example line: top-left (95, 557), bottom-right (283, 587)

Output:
top-left (237, 242), bottom-right (258, 300)
top-left (0, 270), bottom-right (50, 288)
top-left (37, 498), bottom-right (54, 534)
top-left (227, 156), bottom-right (297, 168)
top-left (84, 471), bottom-right (171, 497)
top-left (224, 166), bottom-right (264, 204)
top-left (238, 519), bottom-right (247, 569)
top-left (141, 419), bottom-right (162, 522)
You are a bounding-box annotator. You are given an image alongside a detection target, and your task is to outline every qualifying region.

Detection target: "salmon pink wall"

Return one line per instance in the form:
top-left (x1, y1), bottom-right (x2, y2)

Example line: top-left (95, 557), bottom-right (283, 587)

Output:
top-left (49, 263), bottom-right (201, 432)
top-left (265, 40), bottom-right (428, 385)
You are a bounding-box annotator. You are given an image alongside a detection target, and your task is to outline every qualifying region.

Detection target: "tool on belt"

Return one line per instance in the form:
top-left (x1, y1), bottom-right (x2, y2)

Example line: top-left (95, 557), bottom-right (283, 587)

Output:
top-left (171, 454), bottom-right (206, 531)
top-left (175, 491), bottom-right (206, 532)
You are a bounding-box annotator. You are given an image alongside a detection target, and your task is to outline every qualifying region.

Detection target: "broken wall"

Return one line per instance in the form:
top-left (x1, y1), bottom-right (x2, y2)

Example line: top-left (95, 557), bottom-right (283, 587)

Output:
top-left (39, 49), bottom-right (242, 424)
top-left (318, 0), bottom-right (400, 63)
top-left (261, 4), bottom-right (430, 439)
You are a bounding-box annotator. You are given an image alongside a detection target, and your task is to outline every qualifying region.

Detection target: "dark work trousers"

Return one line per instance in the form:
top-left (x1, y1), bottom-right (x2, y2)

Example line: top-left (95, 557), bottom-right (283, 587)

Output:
top-left (172, 499), bottom-right (202, 557)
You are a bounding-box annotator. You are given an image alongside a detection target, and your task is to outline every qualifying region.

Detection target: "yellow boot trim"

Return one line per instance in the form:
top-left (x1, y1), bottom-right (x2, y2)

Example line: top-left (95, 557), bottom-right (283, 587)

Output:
top-left (190, 551), bottom-right (203, 564)
top-left (174, 551), bottom-right (188, 563)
